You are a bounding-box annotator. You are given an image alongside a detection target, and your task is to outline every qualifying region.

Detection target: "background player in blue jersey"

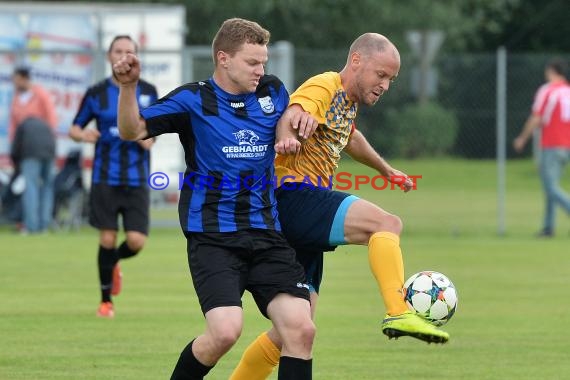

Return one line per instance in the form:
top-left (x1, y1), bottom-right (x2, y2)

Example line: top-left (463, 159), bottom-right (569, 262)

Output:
top-left (69, 35), bottom-right (158, 318)
top-left (113, 19), bottom-right (316, 380)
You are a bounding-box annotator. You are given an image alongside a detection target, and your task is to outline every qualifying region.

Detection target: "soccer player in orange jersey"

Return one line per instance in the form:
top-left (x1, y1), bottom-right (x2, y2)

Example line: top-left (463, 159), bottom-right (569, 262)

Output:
top-left (231, 33), bottom-right (449, 380)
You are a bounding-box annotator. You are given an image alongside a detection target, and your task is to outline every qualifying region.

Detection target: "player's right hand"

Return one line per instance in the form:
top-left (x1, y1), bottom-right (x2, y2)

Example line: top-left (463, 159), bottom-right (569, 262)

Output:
top-left (292, 111), bottom-right (318, 140)
top-left (288, 104), bottom-right (318, 140)
top-left (112, 53), bottom-right (141, 85)
top-left (275, 137), bottom-right (301, 155)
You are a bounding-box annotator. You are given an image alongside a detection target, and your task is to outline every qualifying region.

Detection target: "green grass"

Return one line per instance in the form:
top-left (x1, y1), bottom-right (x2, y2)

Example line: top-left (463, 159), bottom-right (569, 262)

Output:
top-left (1, 158), bottom-right (570, 379)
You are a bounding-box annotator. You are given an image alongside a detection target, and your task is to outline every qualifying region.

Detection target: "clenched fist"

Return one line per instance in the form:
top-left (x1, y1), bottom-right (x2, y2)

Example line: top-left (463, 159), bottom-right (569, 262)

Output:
top-left (112, 53), bottom-right (141, 86)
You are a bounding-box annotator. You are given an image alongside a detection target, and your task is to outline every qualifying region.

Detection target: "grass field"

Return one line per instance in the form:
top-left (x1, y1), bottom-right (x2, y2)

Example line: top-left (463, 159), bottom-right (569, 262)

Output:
top-left (1, 158), bottom-right (570, 379)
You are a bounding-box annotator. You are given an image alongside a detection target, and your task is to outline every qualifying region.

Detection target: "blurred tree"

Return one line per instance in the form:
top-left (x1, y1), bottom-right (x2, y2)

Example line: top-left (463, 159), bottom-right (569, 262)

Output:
top-left (175, 0), bottom-right (520, 53)
top-left (53, 0), bottom-right (569, 53)
top-left (471, 0), bottom-right (570, 52)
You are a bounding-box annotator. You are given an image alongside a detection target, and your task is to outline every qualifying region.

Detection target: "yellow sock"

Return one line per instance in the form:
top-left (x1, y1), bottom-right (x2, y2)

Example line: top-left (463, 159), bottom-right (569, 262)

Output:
top-left (229, 332), bottom-right (281, 380)
top-left (368, 231), bottom-right (408, 316)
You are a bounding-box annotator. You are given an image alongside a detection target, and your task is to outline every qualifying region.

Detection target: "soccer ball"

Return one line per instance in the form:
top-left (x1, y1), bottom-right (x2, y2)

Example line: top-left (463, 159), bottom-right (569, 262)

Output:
top-left (403, 271), bottom-right (458, 326)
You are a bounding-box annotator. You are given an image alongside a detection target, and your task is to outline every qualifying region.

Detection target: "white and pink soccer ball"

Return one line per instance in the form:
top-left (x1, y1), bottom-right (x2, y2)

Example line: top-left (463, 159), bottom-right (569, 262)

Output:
top-left (403, 271), bottom-right (458, 326)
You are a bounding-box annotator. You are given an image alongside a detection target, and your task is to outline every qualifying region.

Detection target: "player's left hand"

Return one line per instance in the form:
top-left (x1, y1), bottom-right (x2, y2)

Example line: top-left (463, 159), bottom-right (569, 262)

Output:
top-left (291, 110), bottom-right (318, 140)
top-left (275, 137), bottom-right (301, 155)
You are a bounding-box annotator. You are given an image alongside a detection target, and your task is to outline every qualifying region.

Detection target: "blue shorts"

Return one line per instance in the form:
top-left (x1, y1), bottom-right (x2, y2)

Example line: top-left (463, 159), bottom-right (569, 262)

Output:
top-left (276, 183), bottom-right (359, 293)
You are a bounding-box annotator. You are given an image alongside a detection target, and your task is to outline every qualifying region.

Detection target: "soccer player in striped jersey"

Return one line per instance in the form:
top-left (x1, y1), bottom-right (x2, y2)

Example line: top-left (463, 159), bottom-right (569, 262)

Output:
top-left (113, 18), bottom-right (316, 380)
top-left (230, 33), bottom-right (450, 380)
top-left (69, 35), bottom-right (158, 318)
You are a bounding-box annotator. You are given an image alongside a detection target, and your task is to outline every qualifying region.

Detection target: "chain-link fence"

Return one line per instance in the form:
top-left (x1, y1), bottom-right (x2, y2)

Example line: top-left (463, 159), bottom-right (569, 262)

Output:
top-left (292, 49), bottom-right (569, 161)
top-left (2, 46), bottom-right (560, 162)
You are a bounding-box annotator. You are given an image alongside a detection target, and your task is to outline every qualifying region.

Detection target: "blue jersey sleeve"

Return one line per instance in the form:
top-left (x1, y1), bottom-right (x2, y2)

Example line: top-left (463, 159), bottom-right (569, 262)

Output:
top-left (141, 86), bottom-right (193, 138)
top-left (278, 83), bottom-right (290, 115)
top-left (72, 88), bottom-right (96, 128)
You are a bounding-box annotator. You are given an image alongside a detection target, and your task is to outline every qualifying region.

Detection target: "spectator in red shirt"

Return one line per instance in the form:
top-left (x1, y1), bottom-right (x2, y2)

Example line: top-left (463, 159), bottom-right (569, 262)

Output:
top-left (9, 66), bottom-right (57, 141)
top-left (513, 58), bottom-right (570, 237)
top-left (9, 66), bottom-right (58, 234)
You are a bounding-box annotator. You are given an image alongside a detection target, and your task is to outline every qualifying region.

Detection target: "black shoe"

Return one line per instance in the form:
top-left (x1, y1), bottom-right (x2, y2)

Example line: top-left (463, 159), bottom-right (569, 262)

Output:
top-left (536, 229), bottom-right (553, 238)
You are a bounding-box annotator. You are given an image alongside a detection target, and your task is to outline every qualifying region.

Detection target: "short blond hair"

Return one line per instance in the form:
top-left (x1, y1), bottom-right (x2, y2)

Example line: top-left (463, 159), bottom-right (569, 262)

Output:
top-left (212, 18), bottom-right (270, 66)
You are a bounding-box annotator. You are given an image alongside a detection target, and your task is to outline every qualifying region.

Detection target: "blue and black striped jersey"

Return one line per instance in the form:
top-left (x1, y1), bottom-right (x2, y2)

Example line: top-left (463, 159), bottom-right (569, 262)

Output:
top-left (73, 78), bottom-right (158, 186)
top-left (141, 75), bottom-right (288, 233)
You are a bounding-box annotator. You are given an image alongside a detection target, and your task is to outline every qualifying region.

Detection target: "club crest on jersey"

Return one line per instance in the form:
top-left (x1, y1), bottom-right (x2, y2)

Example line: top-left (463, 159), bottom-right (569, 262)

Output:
top-left (109, 126), bottom-right (120, 137)
top-left (233, 130), bottom-right (259, 146)
top-left (258, 96), bottom-right (274, 114)
top-left (138, 94), bottom-right (152, 108)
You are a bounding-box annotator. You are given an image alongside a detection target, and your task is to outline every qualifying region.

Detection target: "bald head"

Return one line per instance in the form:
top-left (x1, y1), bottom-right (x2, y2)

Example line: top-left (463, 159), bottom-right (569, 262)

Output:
top-left (340, 33), bottom-right (400, 105)
top-left (347, 33), bottom-right (399, 62)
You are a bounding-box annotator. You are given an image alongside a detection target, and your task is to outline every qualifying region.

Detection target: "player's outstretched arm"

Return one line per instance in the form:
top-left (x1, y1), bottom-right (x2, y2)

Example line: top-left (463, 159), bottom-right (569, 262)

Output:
top-left (345, 129), bottom-right (392, 173)
top-left (345, 129), bottom-right (413, 192)
top-left (113, 53), bottom-right (148, 141)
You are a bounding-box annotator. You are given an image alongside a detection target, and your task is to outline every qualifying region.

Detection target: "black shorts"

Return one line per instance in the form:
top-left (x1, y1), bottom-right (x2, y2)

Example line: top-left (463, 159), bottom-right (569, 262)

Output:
top-left (89, 183), bottom-right (149, 234)
top-left (276, 184), bottom-right (353, 293)
top-left (185, 229), bottom-right (310, 318)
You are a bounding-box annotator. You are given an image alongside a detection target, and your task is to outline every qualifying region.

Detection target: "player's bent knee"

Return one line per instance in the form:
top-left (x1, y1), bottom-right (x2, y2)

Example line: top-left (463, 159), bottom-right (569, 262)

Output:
top-left (127, 241), bottom-right (145, 253)
top-left (381, 214), bottom-right (403, 235)
top-left (283, 320), bottom-right (315, 357)
top-left (367, 211), bottom-right (403, 237)
top-left (299, 320), bottom-right (316, 345)
top-left (100, 235), bottom-right (117, 249)
top-left (126, 234), bottom-right (146, 252)
top-left (286, 319), bottom-right (316, 346)
top-left (213, 326), bottom-right (242, 353)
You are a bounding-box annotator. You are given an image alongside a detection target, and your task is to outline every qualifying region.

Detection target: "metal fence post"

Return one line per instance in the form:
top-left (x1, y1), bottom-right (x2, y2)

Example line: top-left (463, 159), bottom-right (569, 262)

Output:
top-left (496, 46), bottom-right (507, 236)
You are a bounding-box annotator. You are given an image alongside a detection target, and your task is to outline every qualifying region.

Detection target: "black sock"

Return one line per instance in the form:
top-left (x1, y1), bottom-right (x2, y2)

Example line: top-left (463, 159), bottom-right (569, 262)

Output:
top-left (170, 339), bottom-right (213, 380)
top-left (98, 245), bottom-right (118, 303)
top-left (278, 356), bottom-right (312, 380)
top-left (117, 241), bottom-right (139, 259)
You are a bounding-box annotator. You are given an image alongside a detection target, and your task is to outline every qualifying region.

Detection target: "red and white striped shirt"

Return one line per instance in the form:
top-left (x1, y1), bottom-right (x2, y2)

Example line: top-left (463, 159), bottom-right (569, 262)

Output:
top-left (532, 80), bottom-right (570, 148)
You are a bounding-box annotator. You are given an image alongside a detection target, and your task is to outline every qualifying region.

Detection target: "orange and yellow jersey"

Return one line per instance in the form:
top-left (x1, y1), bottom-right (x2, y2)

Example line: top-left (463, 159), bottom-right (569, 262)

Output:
top-left (275, 72), bottom-right (357, 188)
